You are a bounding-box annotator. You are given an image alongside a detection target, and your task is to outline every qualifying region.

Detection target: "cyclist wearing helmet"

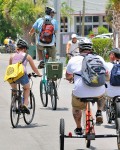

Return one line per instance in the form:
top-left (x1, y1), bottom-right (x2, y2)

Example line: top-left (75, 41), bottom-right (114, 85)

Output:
top-left (105, 48), bottom-right (120, 97)
top-left (9, 39), bottom-right (42, 114)
top-left (29, 6), bottom-right (58, 68)
top-left (66, 38), bottom-right (107, 135)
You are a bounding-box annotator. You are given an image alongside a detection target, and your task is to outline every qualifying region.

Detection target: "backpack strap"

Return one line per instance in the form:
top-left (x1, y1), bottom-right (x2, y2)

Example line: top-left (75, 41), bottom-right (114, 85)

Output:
top-left (21, 53), bottom-right (28, 63)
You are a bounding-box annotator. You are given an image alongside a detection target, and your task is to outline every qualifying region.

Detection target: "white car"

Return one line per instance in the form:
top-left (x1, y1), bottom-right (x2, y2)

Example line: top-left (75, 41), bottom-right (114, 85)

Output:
top-left (93, 35), bottom-right (110, 39)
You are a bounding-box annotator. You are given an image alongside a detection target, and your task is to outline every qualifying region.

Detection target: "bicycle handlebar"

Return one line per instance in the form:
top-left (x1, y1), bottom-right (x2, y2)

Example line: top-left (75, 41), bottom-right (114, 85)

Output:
top-left (28, 72), bottom-right (40, 78)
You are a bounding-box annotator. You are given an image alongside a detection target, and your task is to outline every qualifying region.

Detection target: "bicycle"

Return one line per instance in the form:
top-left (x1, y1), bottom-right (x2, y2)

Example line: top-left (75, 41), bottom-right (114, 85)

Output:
top-left (60, 97), bottom-right (119, 150)
top-left (10, 73), bottom-right (39, 128)
top-left (40, 49), bottom-right (63, 110)
top-left (106, 96), bottom-right (120, 130)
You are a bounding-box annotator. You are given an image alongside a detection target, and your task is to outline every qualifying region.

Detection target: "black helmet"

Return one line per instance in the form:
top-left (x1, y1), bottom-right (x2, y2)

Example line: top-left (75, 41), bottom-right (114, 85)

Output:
top-left (45, 7), bottom-right (56, 15)
top-left (79, 38), bottom-right (93, 52)
top-left (17, 39), bottom-right (28, 49)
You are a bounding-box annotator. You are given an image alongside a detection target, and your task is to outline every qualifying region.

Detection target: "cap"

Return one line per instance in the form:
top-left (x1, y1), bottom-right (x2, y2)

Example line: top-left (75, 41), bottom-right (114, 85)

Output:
top-left (110, 48), bottom-right (120, 54)
top-left (71, 34), bottom-right (77, 38)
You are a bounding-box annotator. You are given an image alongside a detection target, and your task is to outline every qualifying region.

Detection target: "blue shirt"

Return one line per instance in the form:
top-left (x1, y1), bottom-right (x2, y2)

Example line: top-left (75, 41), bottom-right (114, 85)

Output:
top-left (33, 15), bottom-right (58, 46)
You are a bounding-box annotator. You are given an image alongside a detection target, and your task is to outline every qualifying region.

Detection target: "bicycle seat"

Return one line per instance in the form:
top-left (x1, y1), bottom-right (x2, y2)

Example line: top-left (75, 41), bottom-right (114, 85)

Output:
top-left (80, 97), bottom-right (98, 103)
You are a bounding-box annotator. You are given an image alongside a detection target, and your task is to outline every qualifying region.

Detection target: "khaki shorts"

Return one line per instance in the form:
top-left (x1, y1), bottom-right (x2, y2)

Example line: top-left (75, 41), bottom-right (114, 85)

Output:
top-left (37, 44), bottom-right (56, 61)
top-left (72, 94), bottom-right (105, 110)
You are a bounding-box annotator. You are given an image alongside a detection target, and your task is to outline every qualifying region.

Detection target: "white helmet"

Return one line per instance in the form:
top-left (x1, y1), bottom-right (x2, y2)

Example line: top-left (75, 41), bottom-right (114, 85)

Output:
top-left (79, 38), bottom-right (93, 52)
top-left (71, 34), bottom-right (77, 38)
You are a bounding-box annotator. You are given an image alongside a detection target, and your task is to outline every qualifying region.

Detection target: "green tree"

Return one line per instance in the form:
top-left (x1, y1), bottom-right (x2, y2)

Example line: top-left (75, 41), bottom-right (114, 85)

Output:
top-left (2, 0), bottom-right (47, 44)
top-left (98, 26), bottom-right (109, 34)
top-left (61, 2), bottom-right (74, 32)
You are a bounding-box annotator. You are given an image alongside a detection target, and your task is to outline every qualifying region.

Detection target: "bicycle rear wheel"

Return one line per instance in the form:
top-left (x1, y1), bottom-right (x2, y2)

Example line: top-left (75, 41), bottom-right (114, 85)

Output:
top-left (40, 80), bottom-right (48, 107)
top-left (117, 118), bottom-right (120, 150)
top-left (23, 92), bottom-right (35, 125)
top-left (60, 118), bottom-right (65, 150)
top-left (106, 99), bottom-right (112, 124)
top-left (10, 96), bottom-right (20, 128)
top-left (50, 81), bottom-right (57, 110)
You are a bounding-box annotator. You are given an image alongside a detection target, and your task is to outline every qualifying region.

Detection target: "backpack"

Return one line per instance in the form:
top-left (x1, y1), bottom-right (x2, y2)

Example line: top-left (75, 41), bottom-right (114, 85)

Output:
top-left (39, 18), bottom-right (54, 44)
top-left (4, 54), bottom-right (27, 84)
top-left (75, 54), bottom-right (106, 87)
top-left (110, 62), bottom-right (120, 86)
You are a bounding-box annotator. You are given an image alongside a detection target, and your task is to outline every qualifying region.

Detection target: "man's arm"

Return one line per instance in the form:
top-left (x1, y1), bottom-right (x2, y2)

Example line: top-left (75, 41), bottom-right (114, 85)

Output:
top-left (29, 28), bottom-right (35, 36)
top-left (66, 42), bottom-right (71, 54)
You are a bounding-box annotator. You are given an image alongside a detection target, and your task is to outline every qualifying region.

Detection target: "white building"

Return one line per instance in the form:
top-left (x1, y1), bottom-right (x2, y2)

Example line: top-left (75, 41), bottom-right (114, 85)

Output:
top-left (48, 0), bottom-right (111, 35)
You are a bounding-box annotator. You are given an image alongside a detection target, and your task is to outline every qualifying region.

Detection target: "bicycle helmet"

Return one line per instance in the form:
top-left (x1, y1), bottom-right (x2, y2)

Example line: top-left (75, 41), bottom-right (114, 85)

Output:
top-left (45, 7), bottom-right (56, 15)
top-left (17, 39), bottom-right (28, 49)
top-left (79, 38), bottom-right (93, 52)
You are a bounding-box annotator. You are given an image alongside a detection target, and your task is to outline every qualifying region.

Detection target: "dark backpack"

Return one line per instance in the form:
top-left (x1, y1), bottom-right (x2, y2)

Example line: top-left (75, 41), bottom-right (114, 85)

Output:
top-left (39, 18), bottom-right (54, 44)
top-left (75, 54), bottom-right (106, 87)
top-left (110, 62), bottom-right (120, 86)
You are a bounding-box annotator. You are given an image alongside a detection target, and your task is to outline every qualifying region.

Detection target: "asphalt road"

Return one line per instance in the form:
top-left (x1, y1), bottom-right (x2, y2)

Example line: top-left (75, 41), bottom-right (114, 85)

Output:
top-left (0, 53), bottom-right (119, 150)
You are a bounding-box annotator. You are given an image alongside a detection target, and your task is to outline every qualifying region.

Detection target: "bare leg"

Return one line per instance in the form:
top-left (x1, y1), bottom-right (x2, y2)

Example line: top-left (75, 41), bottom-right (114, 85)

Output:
top-left (23, 83), bottom-right (30, 106)
top-left (72, 108), bottom-right (82, 128)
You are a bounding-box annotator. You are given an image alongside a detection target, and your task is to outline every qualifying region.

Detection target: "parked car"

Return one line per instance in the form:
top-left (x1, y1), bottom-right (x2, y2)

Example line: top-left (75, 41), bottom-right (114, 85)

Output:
top-left (93, 35), bottom-right (110, 39)
top-left (101, 33), bottom-right (113, 39)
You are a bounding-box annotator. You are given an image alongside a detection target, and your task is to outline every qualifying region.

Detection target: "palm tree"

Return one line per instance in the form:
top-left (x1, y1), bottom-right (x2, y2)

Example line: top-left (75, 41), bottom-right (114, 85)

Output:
top-left (106, 0), bottom-right (120, 47)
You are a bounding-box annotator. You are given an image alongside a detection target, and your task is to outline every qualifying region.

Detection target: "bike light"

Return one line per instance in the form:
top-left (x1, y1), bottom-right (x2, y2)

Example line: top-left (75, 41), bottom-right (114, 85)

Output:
top-left (68, 132), bottom-right (72, 137)
top-left (46, 54), bottom-right (49, 59)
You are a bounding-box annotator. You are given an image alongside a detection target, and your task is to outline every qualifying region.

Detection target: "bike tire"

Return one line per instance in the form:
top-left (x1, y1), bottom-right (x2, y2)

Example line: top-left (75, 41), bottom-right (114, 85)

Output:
top-left (10, 96), bottom-right (20, 128)
top-left (86, 140), bottom-right (91, 148)
top-left (40, 80), bottom-right (48, 107)
top-left (117, 118), bottom-right (120, 150)
top-left (23, 92), bottom-right (35, 125)
top-left (60, 118), bottom-right (65, 150)
top-left (115, 100), bottom-right (120, 118)
top-left (106, 99), bottom-right (112, 124)
top-left (50, 81), bottom-right (57, 110)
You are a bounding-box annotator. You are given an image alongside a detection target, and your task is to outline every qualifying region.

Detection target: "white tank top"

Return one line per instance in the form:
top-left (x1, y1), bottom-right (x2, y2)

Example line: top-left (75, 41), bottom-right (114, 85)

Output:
top-left (68, 40), bottom-right (79, 55)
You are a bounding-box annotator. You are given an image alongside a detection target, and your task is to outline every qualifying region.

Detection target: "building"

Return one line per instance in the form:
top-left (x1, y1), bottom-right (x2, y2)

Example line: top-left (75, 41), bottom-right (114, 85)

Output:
top-left (48, 0), bottom-right (111, 35)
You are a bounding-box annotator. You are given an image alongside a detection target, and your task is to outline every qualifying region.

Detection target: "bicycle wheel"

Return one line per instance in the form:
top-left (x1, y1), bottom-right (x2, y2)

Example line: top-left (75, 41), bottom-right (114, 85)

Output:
top-left (60, 118), bottom-right (65, 150)
top-left (86, 140), bottom-right (91, 148)
top-left (10, 96), bottom-right (20, 128)
top-left (106, 99), bottom-right (112, 124)
top-left (117, 118), bottom-right (120, 150)
top-left (115, 100), bottom-right (120, 129)
top-left (40, 80), bottom-right (48, 107)
top-left (23, 92), bottom-right (35, 125)
top-left (50, 81), bottom-right (57, 110)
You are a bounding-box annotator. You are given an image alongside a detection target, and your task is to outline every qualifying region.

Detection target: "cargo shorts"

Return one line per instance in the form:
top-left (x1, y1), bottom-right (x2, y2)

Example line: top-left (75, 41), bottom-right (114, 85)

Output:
top-left (37, 44), bottom-right (56, 61)
top-left (72, 93), bottom-right (106, 110)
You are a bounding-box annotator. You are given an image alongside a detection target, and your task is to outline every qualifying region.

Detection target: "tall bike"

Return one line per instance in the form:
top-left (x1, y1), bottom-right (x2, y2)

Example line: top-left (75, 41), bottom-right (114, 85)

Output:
top-left (60, 97), bottom-right (119, 150)
top-left (40, 49), bottom-right (63, 110)
top-left (10, 73), bottom-right (39, 128)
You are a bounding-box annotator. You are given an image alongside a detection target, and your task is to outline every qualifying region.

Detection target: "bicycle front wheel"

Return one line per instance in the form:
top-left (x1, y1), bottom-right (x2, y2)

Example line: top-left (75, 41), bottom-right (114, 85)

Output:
top-left (23, 92), bottom-right (35, 125)
top-left (40, 80), bottom-right (48, 107)
top-left (60, 118), bottom-right (65, 150)
top-left (50, 81), bottom-right (57, 110)
top-left (106, 99), bottom-right (112, 124)
top-left (10, 96), bottom-right (20, 128)
top-left (117, 118), bottom-right (120, 150)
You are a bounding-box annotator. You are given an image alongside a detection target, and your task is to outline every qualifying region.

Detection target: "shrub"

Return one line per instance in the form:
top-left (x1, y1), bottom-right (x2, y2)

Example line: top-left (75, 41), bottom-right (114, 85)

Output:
top-left (92, 38), bottom-right (113, 61)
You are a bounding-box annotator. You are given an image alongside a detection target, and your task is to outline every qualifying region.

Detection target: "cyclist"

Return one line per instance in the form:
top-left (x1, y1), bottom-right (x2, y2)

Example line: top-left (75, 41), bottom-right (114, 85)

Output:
top-left (66, 38), bottom-right (106, 135)
top-left (9, 39), bottom-right (42, 114)
top-left (29, 6), bottom-right (58, 68)
top-left (66, 34), bottom-right (79, 62)
top-left (105, 48), bottom-right (120, 98)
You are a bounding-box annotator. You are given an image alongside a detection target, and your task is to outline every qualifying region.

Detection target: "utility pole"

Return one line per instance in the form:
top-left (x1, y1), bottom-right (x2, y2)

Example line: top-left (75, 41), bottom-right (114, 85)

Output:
top-left (79, 11), bottom-right (81, 36)
top-left (33, 0), bottom-right (36, 5)
top-left (54, 0), bottom-right (61, 55)
top-left (82, 0), bottom-right (85, 36)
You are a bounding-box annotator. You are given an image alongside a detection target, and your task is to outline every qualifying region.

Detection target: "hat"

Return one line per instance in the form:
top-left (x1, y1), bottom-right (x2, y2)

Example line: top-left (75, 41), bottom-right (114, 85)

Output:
top-left (71, 34), bottom-right (77, 38)
top-left (110, 48), bottom-right (120, 54)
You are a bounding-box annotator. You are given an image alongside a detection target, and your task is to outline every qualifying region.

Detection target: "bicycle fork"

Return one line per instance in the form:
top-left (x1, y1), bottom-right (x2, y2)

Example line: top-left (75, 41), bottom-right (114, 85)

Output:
top-left (86, 102), bottom-right (95, 140)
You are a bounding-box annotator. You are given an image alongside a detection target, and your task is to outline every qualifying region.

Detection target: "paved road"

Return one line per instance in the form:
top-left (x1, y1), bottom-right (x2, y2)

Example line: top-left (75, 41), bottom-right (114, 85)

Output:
top-left (0, 54), bottom-right (118, 150)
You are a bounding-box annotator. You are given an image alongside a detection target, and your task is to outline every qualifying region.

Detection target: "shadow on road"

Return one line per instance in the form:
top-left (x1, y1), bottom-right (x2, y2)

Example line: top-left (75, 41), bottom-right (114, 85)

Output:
top-left (40, 107), bottom-right (69, 111)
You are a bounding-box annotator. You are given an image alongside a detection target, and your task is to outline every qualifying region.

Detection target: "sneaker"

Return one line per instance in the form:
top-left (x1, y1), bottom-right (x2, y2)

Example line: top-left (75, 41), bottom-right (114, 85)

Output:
top-left (21, 105), bottom-right (30, 114)
top-left (74, 128), bottom-right (83, 135)
top-left (38, 60), bottom-right (45, 69)
top-left (96, 110), bottom-right (103, 124)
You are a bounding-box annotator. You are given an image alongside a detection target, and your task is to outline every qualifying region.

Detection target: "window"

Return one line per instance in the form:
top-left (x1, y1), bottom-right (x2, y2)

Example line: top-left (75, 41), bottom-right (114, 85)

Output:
top-left (93, 16), bottom-right (99, 22)
top-left (85, 16), bottom-right (92, 22)
top-left (84, 25), bottom-right (92, 35)
top-left (103, 16), bottom-right (106, 22)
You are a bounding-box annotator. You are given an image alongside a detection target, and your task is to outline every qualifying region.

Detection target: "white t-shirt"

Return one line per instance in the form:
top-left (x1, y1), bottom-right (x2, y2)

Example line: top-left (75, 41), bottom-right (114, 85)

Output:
top-left (105, 62), bottom-right (120, 97)
top-left (66, 55), bottom-right (107, 98)
top-left (68, 40), bottom-right (79, 55)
